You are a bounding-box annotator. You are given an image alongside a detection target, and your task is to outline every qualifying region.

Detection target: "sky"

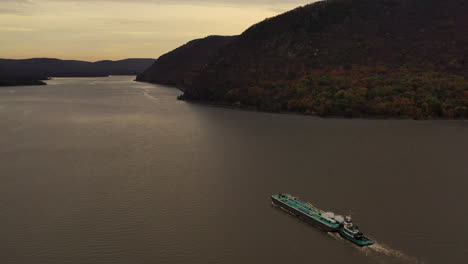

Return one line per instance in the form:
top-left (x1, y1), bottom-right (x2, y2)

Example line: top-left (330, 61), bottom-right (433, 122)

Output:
top-left (0, 0), bottom-right (314, 61)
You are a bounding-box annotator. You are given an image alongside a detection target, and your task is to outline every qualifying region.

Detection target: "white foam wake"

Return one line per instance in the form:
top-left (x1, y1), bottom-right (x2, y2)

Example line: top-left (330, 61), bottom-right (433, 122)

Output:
top-left (327, 233), bottom-right (424, 264)
top-left (142, 89), bottom-right (158, 101)
top-left (365, 242), bottom-right (424, 264)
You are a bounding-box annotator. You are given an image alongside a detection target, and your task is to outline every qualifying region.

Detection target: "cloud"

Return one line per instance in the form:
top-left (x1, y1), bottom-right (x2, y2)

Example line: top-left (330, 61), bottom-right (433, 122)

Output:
top-left (0, 0), bottom-right (316, 60)
top-left (0, 0), bottom-right (36, 15)
top-left (48, 0), bottom-right (307, 4)
top-left (0, 26), bottom-right (36, 32)
top-left (0, 8), bottom-right (22, 14)
top-left (0, 0), bottom-right (314, 17)
top-left (0, 0), bottom-right (34, 2)
top-left (11, 0), bottom-right (312, 7)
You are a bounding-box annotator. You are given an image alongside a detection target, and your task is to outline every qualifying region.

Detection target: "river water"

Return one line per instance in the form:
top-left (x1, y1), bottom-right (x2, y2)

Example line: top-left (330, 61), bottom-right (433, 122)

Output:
top-left (1, 76), bottom-right (467, 264)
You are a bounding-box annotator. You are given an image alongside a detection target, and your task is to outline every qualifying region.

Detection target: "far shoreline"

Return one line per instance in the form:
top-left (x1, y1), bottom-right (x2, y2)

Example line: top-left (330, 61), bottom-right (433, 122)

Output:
top-left (135, 79), bottom-right (467, 121)
top-left (178, 96), bottom-right (468, 121)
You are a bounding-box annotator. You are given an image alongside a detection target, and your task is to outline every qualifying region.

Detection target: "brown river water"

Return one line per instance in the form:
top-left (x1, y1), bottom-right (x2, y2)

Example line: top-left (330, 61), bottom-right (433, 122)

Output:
top-left (1, 76), bottom-right (467, 264)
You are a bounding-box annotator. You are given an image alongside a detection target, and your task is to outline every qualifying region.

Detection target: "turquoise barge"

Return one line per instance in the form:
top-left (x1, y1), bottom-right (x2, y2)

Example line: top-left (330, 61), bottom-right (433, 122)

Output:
top-left (271, 194), bottom-right (374, 247)
top-left (271, 194), bottom-right (341, 232)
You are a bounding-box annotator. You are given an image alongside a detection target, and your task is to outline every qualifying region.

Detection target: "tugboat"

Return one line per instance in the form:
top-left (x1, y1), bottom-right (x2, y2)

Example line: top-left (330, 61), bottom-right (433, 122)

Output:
top-left (338, 216), bottom-right (375, 246)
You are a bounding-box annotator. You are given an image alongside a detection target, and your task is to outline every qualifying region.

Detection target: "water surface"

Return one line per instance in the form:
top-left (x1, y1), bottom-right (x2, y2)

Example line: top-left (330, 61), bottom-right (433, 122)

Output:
top-left (1, 76), bottom-right (467, 264)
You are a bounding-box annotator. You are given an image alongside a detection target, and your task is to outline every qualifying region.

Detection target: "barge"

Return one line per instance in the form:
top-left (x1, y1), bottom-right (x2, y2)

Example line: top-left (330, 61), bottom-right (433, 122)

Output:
top-left (271, 193), bottom-right (374, 246)
top-left (271, 193), bottom-right (341, 232)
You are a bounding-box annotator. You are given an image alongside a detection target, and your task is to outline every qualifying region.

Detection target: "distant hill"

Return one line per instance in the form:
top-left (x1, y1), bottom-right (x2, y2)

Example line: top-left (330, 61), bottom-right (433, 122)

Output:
top-left (0, 58), bottom-right (155, 86)
top-left (142, 0), bottom-right (468, 118)
top-left (136, 36), bottom-right (236, 88)
top-left (94, 59), bottom-right (157, 76)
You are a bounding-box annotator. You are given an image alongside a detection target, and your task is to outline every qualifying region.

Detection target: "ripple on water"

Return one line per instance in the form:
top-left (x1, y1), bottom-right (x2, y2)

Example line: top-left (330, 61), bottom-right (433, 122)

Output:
top-left (326, 232), bottom-right (425, 264)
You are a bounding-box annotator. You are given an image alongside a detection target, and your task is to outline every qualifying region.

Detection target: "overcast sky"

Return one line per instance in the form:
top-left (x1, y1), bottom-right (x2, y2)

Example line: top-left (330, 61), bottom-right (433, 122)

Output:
top-left (0, 0), bottom-right (314, 61)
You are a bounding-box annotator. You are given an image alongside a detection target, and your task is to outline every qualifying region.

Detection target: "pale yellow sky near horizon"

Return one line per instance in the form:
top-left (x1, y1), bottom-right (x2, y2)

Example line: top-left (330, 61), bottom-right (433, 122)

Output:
top-left (0, 0), bottom-right (314, 61)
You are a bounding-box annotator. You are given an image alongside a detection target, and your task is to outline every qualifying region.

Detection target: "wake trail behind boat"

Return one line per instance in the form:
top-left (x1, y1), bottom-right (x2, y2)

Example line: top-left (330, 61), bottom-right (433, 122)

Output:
top-left (328, 233), bottom-right (423, 264)
top-left (141, 88), bottom-right (158, 101)
top-left (364, 242), bottom-right (424, 264)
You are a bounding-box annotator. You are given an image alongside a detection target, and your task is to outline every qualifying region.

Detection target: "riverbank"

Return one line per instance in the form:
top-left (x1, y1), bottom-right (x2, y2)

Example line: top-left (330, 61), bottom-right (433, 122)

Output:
top-left (0, 78), bottom-right (47, 87)
top-left (176, 93), bottom-right (467, 121)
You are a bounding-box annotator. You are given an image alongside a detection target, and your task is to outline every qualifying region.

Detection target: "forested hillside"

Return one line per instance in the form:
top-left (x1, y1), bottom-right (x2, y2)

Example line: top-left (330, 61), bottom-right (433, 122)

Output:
top-left (142, 0), bottom-right (468, 118)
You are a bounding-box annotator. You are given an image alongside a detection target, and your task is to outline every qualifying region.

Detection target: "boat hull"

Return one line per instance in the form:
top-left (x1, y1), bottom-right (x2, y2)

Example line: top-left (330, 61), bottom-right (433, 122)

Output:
top-left (271, 196), bottom-right (339, 232)
top-left (338, 230), bottom-right (375, 247)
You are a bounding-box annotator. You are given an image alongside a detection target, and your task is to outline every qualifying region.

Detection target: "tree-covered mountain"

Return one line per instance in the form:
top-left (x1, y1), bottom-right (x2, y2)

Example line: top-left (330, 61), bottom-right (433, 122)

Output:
top-left (136, 36), bottom-right (236, 88)
top-left (0, 58), bottom-right (155, 86)
top-left (142, 0), bottom-right (468, 118)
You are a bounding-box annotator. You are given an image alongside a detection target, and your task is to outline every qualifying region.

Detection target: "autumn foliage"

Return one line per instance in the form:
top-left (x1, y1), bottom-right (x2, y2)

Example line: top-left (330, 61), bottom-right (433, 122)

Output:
top-left (224, 66), bottom-right (468, 119)
top-left (145, 0), bottom-right (468, 119)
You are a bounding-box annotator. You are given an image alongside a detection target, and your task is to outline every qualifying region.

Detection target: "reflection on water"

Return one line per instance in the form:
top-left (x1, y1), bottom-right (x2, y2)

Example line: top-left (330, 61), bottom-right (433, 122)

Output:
top-left (0, 76), bottom-right (467, 264)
